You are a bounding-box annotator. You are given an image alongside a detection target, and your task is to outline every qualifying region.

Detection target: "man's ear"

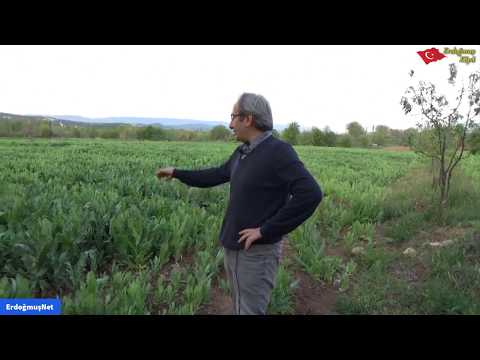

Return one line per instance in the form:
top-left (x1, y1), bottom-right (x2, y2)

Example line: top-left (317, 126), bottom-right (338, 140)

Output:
top-left (245, 115), bottom-right (255, 128)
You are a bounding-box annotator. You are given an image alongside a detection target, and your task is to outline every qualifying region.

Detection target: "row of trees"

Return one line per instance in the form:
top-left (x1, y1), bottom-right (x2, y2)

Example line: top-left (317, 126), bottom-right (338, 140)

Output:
top-left (280, 121), bottom-right (418, 148)
top-left (0, 118), bottom-right (412, 147)
top-left (1, 117), bottom-right (479, 154)
top-left (0, 120), bottom-right (220, 142)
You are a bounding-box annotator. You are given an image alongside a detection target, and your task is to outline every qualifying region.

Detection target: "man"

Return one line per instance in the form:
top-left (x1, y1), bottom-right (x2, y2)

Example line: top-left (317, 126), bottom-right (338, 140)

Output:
top-left (156, 93), bottom-right (323, 315)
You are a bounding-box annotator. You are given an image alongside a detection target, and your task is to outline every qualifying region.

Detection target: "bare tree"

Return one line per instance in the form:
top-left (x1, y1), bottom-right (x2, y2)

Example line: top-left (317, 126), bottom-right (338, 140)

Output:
top-left (400, 64), bottom-right (480, 209)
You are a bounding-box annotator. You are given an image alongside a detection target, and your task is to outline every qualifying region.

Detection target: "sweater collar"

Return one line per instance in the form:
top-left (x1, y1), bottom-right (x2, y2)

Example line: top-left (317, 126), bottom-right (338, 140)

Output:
top-left (243, 131), bottom-right (272, 153)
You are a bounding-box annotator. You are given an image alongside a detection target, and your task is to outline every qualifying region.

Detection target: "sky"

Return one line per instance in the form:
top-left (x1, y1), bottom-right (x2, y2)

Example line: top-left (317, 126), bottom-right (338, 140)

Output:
top-left (0, 45), bottom-right (479, 133)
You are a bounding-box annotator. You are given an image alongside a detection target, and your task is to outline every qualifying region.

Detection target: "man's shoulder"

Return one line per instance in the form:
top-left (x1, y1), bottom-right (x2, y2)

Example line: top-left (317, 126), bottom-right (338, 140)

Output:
top-left (263, 136), bottom-right (296, 155)
top-left (263, 135), bottom-right (292, 151)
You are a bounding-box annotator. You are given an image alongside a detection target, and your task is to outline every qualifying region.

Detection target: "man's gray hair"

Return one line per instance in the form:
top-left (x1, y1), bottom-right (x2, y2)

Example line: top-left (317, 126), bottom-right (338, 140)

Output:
top-left (237, 93), bottom-right (273, 131)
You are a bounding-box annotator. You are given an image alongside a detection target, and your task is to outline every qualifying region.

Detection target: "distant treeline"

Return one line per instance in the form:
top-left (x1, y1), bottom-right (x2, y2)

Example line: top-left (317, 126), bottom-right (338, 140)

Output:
top-left (1, 118), bottom-right (479, 152)
top-left (0, 119), bottom-right (213, 141)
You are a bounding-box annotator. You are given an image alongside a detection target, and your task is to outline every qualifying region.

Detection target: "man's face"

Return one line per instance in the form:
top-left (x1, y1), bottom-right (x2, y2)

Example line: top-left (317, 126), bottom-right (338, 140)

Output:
top-left (229, 103), bottom-right (251, 142)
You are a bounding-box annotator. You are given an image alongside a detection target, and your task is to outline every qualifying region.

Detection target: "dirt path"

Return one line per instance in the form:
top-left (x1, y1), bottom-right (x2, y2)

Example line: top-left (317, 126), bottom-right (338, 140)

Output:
top-left (291, 269), bottom-right (338, 315)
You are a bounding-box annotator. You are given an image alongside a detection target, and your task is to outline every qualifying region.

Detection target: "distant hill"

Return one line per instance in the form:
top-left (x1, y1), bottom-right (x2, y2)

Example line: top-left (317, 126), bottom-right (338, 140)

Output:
top-left (151, 123), bottom-right (223, 131)
top-left (51, 115), bottom-right (289, 131)
top-left (2, 112), bottom-right (289, 132)
top-left (0, 112), bottom-right (129, 128)
top-left (1, 112), bottom-right (53, 123)
top-left (51, 115), bottom-right (230, 131)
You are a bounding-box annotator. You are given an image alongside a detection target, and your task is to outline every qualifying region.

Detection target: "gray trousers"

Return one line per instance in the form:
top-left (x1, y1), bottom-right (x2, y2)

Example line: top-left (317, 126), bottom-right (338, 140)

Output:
top-left (223, 240), bottom-right (283, 315)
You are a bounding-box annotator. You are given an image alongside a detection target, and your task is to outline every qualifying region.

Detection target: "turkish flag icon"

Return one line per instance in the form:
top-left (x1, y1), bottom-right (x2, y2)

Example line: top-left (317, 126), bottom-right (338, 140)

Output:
top-left (417, 48), bottom-right (447, 64)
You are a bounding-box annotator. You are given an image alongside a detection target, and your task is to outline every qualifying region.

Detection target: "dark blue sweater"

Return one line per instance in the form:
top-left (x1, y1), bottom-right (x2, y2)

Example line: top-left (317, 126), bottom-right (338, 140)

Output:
top-left (173, 136), bottom-right (323, 250)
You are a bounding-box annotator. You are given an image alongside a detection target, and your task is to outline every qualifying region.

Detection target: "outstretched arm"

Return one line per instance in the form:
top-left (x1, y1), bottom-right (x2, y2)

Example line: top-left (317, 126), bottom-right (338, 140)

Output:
top-left (157, 150), bottom-right (238, 188)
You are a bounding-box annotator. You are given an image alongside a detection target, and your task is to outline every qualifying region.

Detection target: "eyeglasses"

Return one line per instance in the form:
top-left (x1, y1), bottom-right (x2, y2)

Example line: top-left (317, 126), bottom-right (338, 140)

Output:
top-left (230, 113), bottom-right (244, 121)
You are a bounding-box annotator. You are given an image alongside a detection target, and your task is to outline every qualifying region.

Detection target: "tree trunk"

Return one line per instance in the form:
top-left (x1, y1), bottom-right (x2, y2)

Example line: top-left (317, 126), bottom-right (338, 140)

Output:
top-left (442, 172), bottom-right (449, 205)
top-left (446, 168), bottom-right (454, 202)
top-left (432, 158), bottom-right (439, 189)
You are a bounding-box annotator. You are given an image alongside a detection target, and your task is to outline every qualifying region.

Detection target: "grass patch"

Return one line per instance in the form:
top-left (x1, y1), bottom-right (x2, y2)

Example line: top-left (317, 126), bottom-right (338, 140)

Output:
top-left (336, 269), bottom-right (417, 314)
top-left (417, 241), bottom-right (480, 314)
top-left (381, 164), bottom-right (480, 241)
top-left (337, 232), bottom-right (480, 314)
top-left (419, 277), bottom-right (480, 314)
top-left (356, 245), bottom-right (398, 272)
top-left (383, 212), bottom-right (429, 243)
